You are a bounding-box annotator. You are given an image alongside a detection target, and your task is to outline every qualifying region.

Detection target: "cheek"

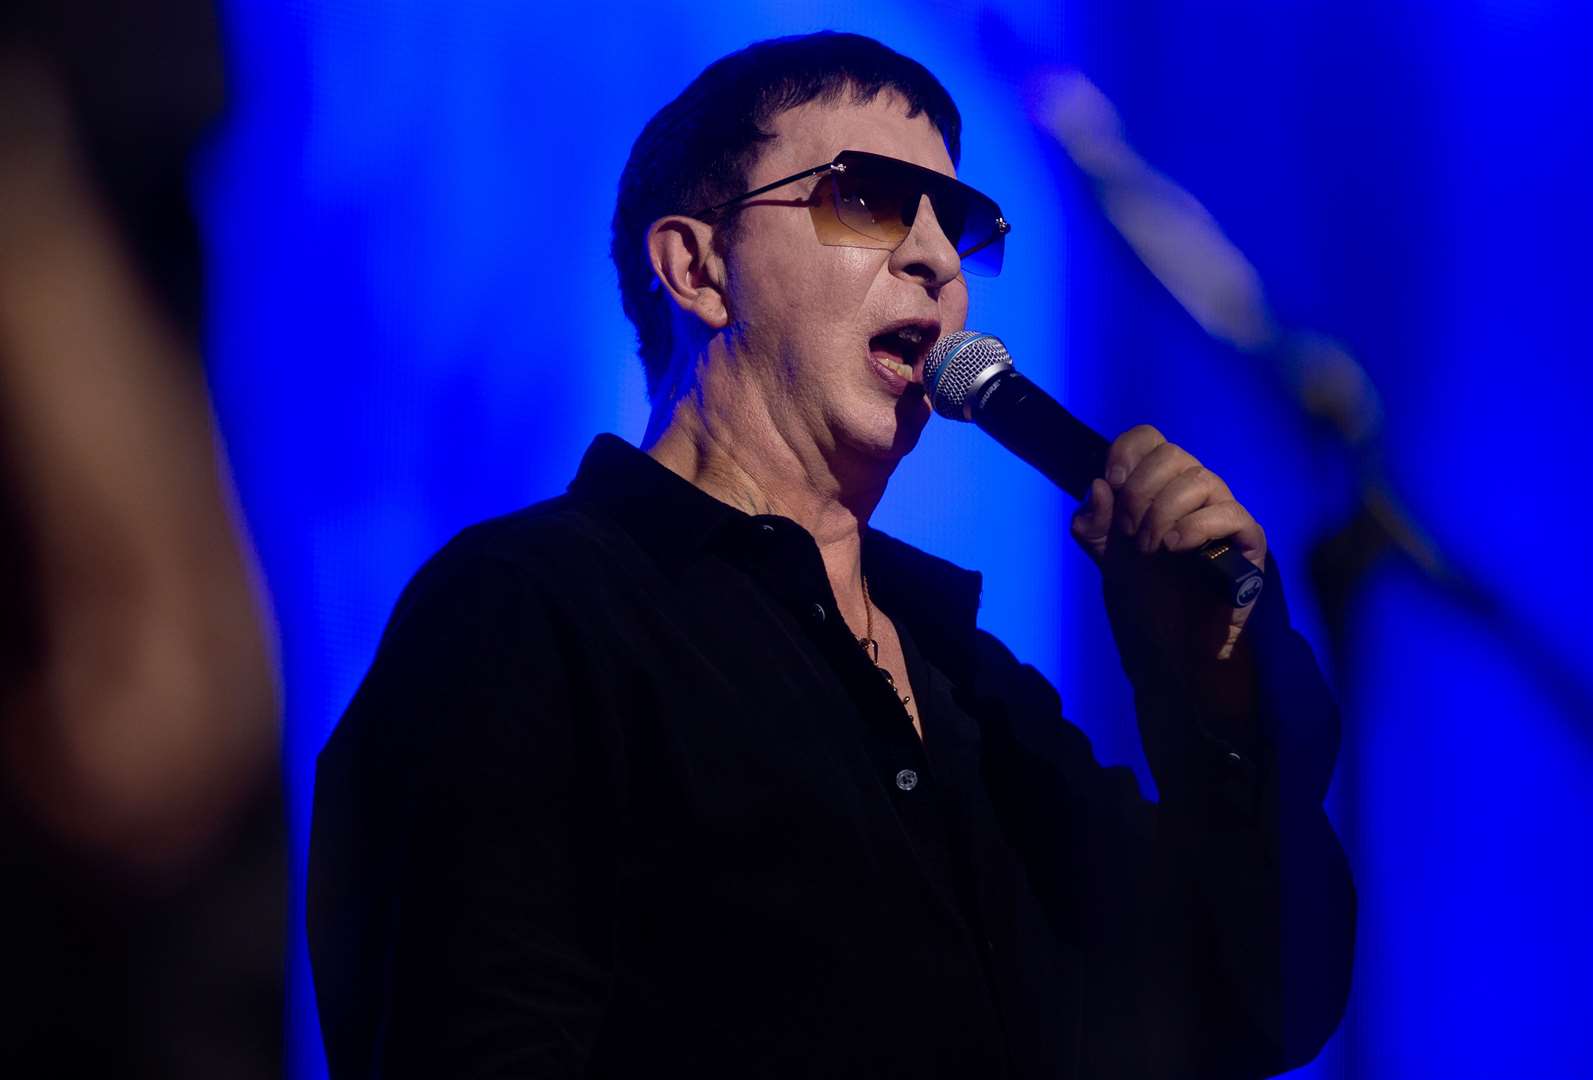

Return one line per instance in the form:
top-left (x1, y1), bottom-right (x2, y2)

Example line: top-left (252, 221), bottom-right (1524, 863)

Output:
top-left (734, 225), bottom-right (872, 324)
top-left (942, 279), bottom-right (971, 332)
top-left (778, 252), bottom-right (883, 352)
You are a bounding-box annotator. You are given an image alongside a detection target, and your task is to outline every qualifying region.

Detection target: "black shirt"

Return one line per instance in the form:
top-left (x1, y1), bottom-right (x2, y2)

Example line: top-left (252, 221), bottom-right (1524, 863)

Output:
top-left (308, 435), bottom-right (1354, 1079)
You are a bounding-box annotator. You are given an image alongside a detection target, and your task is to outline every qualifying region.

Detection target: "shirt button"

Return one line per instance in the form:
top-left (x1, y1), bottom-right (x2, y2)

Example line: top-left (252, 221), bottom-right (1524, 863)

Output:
top-left (809, 602), bottom-right (826, 623)
top-left (759, 523), bottom-right (776, 536)
top-left (895, 769), bottom-right (918, 791)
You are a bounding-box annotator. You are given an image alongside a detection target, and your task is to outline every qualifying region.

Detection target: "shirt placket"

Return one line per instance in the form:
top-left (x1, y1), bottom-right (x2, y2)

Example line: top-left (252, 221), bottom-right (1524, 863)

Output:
top-left (727, 516), bottom-right (981, 935)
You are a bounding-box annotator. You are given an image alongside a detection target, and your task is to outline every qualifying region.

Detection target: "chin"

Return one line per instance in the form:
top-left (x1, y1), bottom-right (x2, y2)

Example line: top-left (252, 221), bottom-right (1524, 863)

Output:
top-left (838, 394), bottom-right (931, 464)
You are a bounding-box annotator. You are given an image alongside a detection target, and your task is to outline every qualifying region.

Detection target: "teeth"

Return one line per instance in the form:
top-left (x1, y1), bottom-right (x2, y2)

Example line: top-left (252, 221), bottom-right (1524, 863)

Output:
top-left (874, 353), bottom-right (914, 379)
top-left (870, 325), bottom-right (935, 382)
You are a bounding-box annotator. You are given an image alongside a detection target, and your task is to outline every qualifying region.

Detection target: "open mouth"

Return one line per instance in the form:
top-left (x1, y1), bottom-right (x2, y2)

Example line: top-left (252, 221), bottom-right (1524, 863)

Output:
top-left (867, 321), bottom-right (939, 385)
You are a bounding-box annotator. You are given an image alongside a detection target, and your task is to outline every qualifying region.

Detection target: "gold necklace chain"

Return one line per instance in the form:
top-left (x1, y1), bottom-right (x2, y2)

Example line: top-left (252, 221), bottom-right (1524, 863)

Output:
top-left (857, 576), bottom-right (910, 710)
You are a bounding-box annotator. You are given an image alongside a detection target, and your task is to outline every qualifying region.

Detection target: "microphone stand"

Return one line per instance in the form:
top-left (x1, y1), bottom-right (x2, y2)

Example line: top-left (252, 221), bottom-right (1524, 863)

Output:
top-left (1307, 453), bottom-right (1593, 732)
top-left (1032, 69), bottom-right (1593, 737)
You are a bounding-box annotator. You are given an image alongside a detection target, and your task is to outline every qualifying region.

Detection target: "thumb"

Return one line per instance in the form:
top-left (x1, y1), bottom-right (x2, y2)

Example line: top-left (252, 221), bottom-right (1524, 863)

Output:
top-left (1070, 477), bottom-right (1113, 565)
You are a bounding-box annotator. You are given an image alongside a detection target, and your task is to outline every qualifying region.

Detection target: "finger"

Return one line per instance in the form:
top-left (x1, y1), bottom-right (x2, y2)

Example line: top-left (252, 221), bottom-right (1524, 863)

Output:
top-left (1139, 464), bottom-right (1233, 554)
top-left (1103, 424), bottom-right (1165, 489)
top-left (1161, 501), bottom-right (1268, 569)
top-left (1116, 440), bottom-right (1200, 540)
top-left (1070, 477), bottom-right (1114, 563)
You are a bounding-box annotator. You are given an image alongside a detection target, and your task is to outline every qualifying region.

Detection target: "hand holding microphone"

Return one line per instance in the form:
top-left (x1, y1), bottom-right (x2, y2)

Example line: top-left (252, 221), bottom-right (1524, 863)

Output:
top-left (923, 330), bottom-right (1267, 662)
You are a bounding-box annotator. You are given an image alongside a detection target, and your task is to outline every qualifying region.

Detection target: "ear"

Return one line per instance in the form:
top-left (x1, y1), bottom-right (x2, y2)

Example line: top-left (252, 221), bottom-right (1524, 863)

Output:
top-left (646, 215), bottom-right (730, 332)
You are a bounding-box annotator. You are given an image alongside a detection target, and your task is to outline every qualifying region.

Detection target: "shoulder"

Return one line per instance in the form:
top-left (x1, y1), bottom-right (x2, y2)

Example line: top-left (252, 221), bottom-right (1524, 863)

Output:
top-left (388, 494), bottom-right (641, 627)
top-left (351, 497), bottom-right (625, 713)
top-left (416, 495), bottom-right (615, 583)
top-left (864, 529), bottom-right (1044, 697)
top-left (865, 528), bottom-right (982, 662)
top-left (323, 498), bottom-right (620, 767)
top-left (863, 530), bottom-right (1117, 784)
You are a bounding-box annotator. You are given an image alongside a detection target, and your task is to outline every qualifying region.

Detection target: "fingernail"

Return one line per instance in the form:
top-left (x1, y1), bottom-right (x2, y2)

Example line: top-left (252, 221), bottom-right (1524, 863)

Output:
top-left (1107, 465), bottom-right (1126, 486)
top-left (1165, 530), bottom-right (1181, 548)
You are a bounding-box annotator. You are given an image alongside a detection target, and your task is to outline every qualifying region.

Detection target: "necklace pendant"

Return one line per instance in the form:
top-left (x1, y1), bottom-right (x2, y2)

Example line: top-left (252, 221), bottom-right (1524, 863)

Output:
top-left (857, 635), bottom-right (880, 663)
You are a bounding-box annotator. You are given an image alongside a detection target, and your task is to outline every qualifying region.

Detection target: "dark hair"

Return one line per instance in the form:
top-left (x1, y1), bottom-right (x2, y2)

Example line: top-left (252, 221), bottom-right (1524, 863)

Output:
top-left (611, 31), bottom-right (962, 403)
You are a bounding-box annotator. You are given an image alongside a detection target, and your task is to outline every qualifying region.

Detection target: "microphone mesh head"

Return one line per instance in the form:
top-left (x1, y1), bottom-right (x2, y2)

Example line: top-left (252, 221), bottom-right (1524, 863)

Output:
top-left (922, 330), bottom-right (1012, 420)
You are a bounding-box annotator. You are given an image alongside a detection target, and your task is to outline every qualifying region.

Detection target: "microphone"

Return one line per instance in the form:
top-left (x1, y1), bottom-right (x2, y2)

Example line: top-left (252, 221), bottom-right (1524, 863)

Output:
top-left (923, 330), bottom-right (1264, 608)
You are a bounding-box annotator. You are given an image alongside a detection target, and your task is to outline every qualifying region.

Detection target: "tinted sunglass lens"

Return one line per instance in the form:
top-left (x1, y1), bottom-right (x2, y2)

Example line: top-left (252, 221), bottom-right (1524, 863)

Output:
top-left (947, 190), bottom-right (1005, 276)
top-left (913, 174), bottom-right (1005, 276)
top-left (931, 193), bottom-right (970, 251)
top-left (815, 153), bottom-right (1007, 274)
top-left (834, 166), bottom-right (913, 244)
top-left (962, 233), bottom-right (1004, 276)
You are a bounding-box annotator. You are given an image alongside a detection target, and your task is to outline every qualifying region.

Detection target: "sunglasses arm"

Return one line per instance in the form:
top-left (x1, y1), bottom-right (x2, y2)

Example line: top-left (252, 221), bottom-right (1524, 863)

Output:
top-left (695, 160), bottom-right (841, 218)
top-left (959, 217), bottom-right (1011, 260)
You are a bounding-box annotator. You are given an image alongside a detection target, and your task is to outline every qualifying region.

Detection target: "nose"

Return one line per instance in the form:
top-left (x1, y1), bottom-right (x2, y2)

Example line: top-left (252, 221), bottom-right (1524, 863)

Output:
top-left (890, 194), bottom-right (962, 291)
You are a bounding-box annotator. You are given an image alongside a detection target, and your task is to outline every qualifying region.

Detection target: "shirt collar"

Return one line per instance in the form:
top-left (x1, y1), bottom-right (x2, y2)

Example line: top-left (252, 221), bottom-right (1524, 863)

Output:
top-left (566, 433), bottom-right (741, 570)
top-left (566, 434), bottom-right (984, 633)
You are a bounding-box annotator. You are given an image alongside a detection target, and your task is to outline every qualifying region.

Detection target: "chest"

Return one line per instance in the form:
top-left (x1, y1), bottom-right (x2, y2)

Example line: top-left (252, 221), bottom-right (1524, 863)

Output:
top-left (537, 530), bottom-right (1087, 1074)
top-left (567, 558), bottom-right (993, 921)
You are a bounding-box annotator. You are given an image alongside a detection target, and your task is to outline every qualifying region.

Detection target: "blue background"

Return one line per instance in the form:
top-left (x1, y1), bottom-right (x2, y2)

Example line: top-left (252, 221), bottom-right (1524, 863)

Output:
top-left (196, 2), bottom-right (1592, 1076)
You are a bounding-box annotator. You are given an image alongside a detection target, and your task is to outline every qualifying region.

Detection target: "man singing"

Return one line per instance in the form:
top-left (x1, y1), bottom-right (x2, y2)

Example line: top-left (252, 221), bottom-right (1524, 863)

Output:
top-left (309, 31), bottom-right (1354, 1079)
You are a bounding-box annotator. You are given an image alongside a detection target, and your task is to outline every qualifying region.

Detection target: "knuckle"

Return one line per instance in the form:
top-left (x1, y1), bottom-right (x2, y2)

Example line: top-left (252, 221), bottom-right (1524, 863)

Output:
top-left (1112, 425), bottom-right (1163, 468)
top-left (1143, 442), bottom-right (1178, 470)
top-left (1170, 464), bottom-right (1207, 496)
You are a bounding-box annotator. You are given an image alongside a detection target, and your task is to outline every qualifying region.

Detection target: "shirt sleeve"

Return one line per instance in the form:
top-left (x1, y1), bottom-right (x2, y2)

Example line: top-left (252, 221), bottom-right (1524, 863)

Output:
top-left (966, 556), bottom-right (1356, 1079)
top-left (307, 535), bottom-right (617, 1079)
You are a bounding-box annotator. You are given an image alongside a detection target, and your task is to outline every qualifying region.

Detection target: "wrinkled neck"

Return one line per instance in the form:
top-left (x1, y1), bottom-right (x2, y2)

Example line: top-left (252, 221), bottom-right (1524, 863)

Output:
top-left (643, 352), bottom-right (889, 621)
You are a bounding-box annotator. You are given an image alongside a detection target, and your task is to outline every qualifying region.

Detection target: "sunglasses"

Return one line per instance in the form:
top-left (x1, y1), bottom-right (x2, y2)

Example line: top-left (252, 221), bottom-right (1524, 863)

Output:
top-left (695, 150), bottom-right (1011, 276)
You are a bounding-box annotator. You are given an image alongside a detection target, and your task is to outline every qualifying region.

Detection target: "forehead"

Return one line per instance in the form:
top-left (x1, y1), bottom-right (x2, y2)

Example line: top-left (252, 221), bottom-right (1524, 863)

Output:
top-left (754, 92), bottom-right (956, 185)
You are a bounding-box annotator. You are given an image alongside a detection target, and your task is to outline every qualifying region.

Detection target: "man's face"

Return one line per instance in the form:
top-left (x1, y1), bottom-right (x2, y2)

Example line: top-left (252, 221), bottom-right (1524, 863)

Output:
top-left (716, 93), bottom-right (970, 466)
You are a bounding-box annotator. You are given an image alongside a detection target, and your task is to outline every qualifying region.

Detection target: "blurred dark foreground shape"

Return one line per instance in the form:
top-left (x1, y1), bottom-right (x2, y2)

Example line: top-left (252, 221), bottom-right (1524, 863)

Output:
top-left (0, 1), bottom-right (284, 1076)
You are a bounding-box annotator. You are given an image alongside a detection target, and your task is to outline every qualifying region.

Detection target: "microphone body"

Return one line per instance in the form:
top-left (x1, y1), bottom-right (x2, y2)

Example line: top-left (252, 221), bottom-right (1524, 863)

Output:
top-left (924, 331), bottom-right (1264, 608)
